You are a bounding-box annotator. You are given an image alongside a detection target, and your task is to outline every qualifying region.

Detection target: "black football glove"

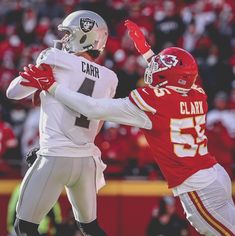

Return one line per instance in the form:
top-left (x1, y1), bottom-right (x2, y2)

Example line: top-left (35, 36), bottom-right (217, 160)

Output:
top-left (25, 147), bottom-right (39, 167)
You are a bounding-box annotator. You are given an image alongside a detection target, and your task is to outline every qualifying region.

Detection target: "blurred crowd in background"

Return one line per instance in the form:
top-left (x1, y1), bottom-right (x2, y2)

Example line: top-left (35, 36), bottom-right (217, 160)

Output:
top-left (1, 0), bottom-right (235, 184)
top-left (2, 0), bottom-right (235, 235)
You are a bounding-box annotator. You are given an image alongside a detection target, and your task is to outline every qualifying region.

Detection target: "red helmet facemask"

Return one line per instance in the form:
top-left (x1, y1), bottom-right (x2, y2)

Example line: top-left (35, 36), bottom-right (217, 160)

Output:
top-left (144, 47), bottom-right (198, 93)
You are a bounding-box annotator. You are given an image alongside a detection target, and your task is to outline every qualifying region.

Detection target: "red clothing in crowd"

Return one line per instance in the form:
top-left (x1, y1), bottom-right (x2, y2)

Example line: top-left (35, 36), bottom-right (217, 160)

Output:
top-left (207, 122), bottom-right (234, 177)
top-left (0, 121), bottom-right (18, 173)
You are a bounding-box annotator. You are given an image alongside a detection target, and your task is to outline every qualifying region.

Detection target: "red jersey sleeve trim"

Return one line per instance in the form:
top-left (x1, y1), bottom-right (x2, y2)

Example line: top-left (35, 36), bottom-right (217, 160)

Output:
top-left (130, 90), bottom-right (156, 114)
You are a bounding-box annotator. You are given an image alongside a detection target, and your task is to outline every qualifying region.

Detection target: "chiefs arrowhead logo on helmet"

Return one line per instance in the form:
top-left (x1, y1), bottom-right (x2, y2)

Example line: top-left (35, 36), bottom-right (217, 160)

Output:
top-left (80, 18), bottom-right (95, 33)
top-left (153, 55), bottom-right (179, 73)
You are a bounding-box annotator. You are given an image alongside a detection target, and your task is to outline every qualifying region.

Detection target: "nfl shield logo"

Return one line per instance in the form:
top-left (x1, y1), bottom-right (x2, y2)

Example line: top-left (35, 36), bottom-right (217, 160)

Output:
top-left (80, 18), bottom-right (95, 33)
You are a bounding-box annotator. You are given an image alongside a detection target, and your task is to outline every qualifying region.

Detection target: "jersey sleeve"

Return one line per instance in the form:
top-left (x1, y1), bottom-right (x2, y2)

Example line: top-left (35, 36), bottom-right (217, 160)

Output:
top-left (6, 75), bottom-right (38, 100)
top-left (110, 73), bottom-right (118, 98)
top-left (191, 84), bottom-right (208, 102)
top-left (54, 84), bottom-right (152, 129)
top-left (129, 87), bottom-right (157, 114)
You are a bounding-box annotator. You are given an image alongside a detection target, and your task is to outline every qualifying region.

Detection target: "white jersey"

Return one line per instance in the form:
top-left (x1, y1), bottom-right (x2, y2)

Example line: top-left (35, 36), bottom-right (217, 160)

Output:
top-left (37, 48), bottom-right (118, 157)
top-left (7, 48), bottom-right (118, 157)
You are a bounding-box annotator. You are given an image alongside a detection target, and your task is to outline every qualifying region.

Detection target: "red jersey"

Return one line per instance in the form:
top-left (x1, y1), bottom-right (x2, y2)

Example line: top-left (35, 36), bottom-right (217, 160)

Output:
top-left (129, 85), bottom-right (217, 188)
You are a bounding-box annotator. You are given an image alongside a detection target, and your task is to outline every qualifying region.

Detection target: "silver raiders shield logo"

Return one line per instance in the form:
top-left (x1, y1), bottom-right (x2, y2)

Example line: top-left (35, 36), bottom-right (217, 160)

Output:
top-left (80, 18), bottom-right (95, 33)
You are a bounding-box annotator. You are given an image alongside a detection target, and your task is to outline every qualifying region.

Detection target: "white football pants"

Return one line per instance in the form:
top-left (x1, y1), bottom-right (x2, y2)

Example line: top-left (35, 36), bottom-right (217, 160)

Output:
top-left (16, 155), bottom-right (97, 224)
top-left (179, 165), bottom-right (235, 235)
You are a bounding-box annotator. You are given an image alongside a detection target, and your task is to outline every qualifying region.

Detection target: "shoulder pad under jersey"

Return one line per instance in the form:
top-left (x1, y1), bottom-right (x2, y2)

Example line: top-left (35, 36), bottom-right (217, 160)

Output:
top-left (36, 48), bottom-right (53, 65)
top-left (36, 48), bottom-right (75, 69)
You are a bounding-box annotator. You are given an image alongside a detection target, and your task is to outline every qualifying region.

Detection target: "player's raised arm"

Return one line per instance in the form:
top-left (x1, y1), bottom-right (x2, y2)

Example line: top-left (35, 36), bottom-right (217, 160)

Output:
top-left (20, 64), bottom-right (152, 130)
top-left (125, 20), bottom-right (155, 62)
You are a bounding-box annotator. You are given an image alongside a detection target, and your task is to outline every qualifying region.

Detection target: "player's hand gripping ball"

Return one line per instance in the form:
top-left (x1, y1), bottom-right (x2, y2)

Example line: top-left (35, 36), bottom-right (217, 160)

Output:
top-left (20, 64), bottom-right (55, 91)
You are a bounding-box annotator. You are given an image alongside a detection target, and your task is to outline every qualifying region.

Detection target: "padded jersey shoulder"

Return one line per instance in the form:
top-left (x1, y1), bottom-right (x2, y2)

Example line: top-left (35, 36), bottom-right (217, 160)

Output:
top-left (36, 48), bottom-right (79, 70)
top-left (129, 87), bottom-right (158, 113)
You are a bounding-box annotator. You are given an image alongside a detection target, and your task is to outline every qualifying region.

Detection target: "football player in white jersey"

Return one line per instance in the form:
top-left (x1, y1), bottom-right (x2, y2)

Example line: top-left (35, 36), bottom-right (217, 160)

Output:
top-left (6, 11), bottom-right (118, 236)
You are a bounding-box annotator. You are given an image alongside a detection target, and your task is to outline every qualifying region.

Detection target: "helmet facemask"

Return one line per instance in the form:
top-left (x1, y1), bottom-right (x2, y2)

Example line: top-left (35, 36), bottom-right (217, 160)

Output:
top-left (53, 26), bottom-right (75, 52)
top-left (144, 55), bottom-right (170, 88)
top-left (144, 64), bottom-right (153, 85)
top-left (57, 25), bottom-right (91, 53)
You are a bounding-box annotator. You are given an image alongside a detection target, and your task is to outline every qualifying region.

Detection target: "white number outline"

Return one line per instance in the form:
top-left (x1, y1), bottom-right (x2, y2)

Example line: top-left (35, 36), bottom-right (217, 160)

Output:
top-left (170, 115), bottom-right (208, 158)
top-left (154, 88), bottom-right (171, 97)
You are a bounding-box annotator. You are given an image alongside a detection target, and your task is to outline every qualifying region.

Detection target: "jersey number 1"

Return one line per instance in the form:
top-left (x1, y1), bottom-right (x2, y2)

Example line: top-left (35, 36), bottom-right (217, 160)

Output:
top-left (75, 78), bottom-right (95, 128)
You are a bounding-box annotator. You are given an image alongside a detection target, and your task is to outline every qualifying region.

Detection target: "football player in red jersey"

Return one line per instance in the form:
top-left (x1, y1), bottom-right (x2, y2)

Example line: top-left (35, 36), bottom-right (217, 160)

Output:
top-left (19, 21), bottom-right (235, 235)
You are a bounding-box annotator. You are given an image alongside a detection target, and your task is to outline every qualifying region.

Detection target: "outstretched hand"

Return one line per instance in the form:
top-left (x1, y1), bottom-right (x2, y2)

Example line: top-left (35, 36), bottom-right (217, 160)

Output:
top-left (124, 20), bottom-right (151, 55)
top-left (20, 64), bottom-right (56, 91)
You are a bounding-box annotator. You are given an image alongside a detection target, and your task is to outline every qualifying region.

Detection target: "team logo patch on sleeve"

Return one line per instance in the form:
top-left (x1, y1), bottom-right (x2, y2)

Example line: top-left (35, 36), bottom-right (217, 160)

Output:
top-left (80, 18), bottom-right (95, 33)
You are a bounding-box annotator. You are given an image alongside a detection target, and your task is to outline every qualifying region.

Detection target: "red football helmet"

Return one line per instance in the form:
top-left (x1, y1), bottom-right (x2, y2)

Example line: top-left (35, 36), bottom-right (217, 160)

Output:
top-left (144, 47), bottom-right (198, 93)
